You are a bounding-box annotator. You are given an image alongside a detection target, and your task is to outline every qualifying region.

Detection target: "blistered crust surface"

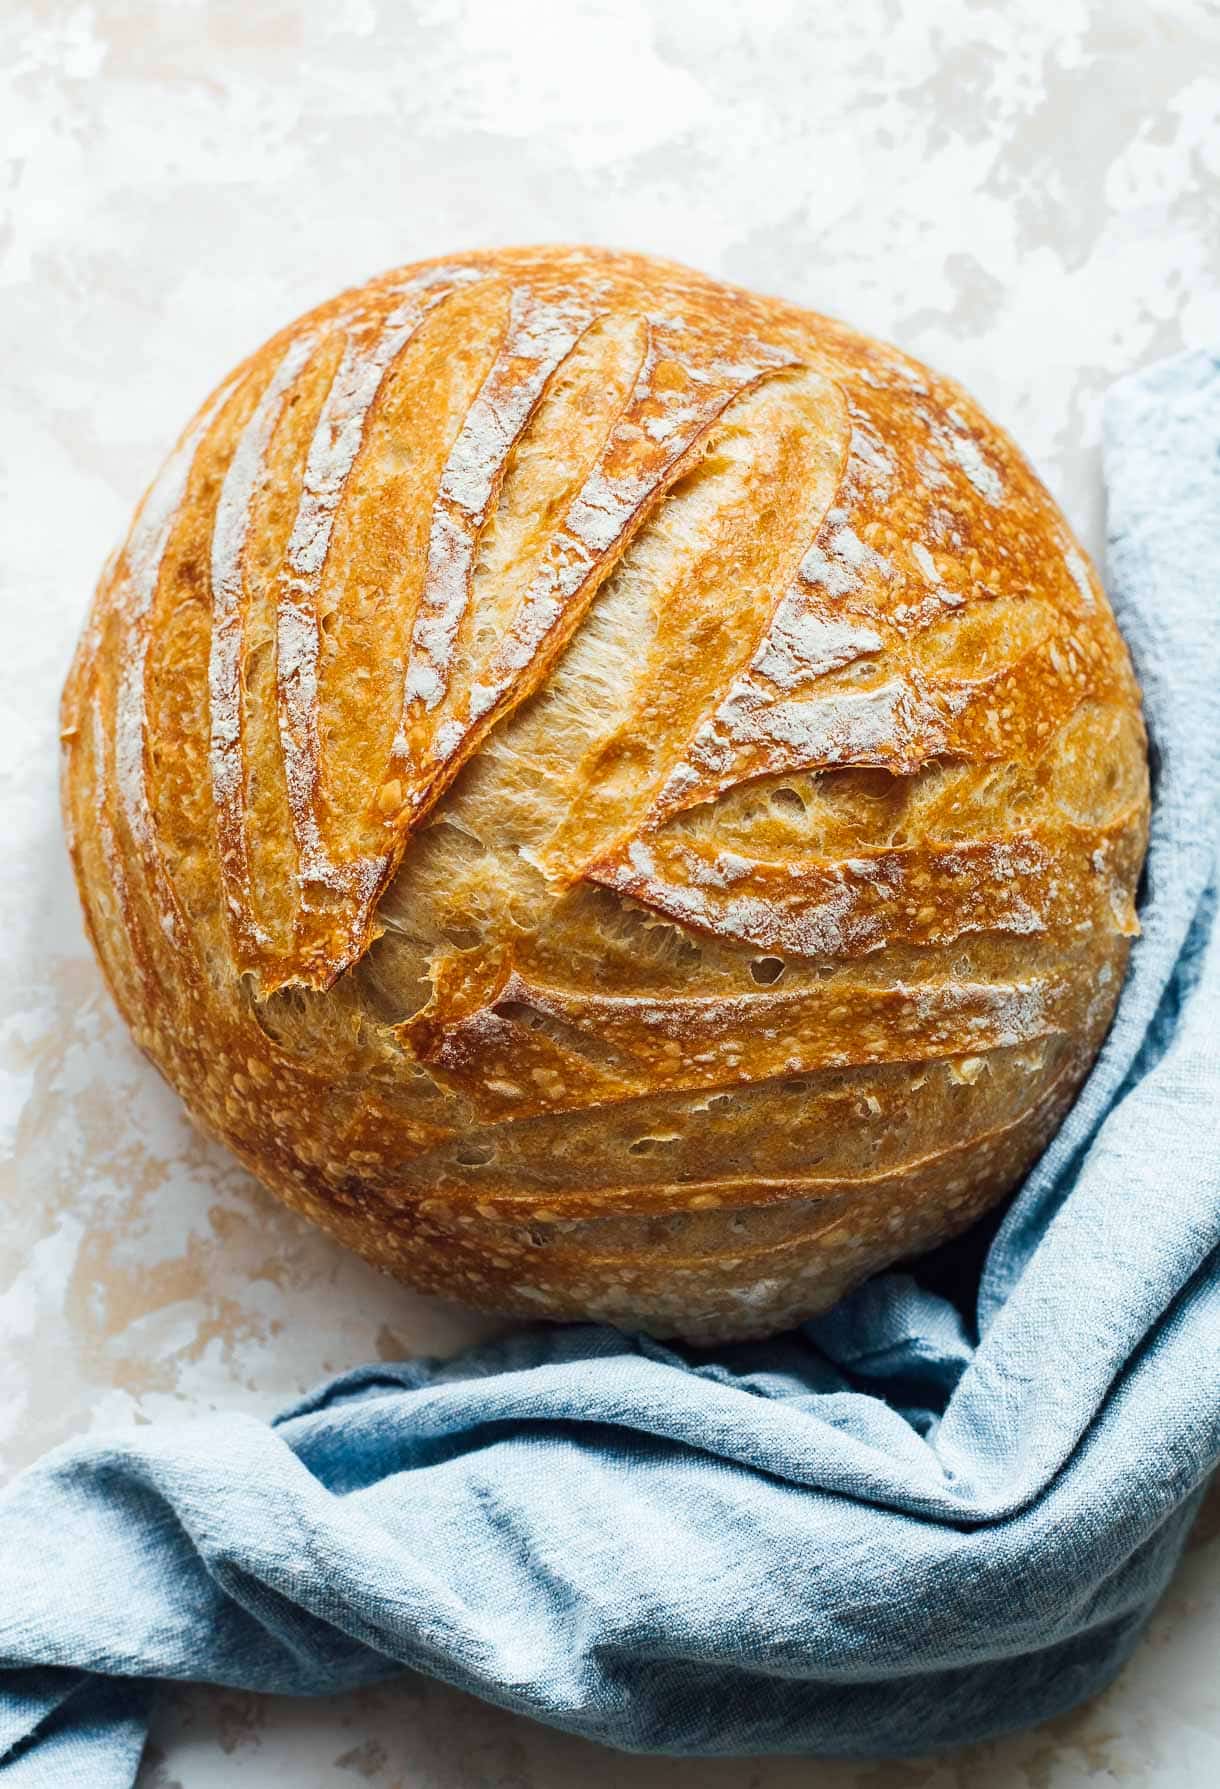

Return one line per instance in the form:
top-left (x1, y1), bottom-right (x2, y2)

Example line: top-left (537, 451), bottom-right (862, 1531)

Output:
top-left (61, 245), bottom-right (1149, 1340)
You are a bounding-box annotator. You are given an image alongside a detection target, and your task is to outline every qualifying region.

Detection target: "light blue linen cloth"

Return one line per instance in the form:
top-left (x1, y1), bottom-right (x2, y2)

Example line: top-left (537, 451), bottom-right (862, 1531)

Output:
top-left (2, 350), bottom-right (1218, 1786)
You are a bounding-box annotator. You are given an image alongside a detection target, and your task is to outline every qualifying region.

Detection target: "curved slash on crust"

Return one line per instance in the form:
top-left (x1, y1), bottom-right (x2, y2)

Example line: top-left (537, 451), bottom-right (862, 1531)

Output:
top-left (394, 286), bottom-right (603, 760)
top-left (209, 332), bottom-right (320, 961)
top-left (401, 1052), bottom-right (1081, 1223)
top-left (438, 1062), bottom-right (1082, 1264)
top-left (640, 612), bottom-right (1125, 832)
top-left (401, 955), bottom-right (1071, 1123)
top-left (527, 366), bottom-right (853, 886)
top-left (272, 268), bottom-right (485, 905)
top-left (266, 313), bottom-right (801, 994)
top-left (402, 315), bottom-right (800, 804)
top-left (264, 283), bottom-right (597, 988)
top-left (80, 685), bottom-right (149, 1026)
top-left (590, 808), bottom-right (1145, 962)
top-left (97, 374), bottom-right (242, 1015)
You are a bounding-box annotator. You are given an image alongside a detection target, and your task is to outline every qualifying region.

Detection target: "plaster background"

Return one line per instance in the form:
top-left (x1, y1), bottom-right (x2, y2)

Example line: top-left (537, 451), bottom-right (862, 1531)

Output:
top-left (2, 2), bottom-right (1219, 1783)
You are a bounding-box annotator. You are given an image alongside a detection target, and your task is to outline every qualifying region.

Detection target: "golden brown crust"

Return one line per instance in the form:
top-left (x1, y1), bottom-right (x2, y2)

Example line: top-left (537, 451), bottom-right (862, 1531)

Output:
top-left (61, 245), bottom-right (1149, 1340)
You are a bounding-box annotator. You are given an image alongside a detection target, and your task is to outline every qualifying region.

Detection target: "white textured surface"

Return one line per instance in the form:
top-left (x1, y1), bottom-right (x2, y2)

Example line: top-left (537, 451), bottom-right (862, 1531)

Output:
top-left (2, 3), bottom-right (1219, 1784)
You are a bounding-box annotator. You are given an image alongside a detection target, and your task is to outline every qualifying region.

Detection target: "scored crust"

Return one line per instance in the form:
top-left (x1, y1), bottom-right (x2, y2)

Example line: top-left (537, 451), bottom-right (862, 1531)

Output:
top-left (60, 245), bottom-right (1149, 1340)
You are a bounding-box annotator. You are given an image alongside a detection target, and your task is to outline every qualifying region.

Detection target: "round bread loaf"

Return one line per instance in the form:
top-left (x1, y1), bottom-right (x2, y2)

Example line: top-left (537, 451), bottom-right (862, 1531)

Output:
top-left (61, 246), bottom-right (1148, 1340)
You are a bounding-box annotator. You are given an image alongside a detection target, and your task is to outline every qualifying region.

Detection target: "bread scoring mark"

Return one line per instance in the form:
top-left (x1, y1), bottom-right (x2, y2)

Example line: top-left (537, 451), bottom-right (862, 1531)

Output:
top-left (254, 310), bottom-right (801, 994)
top-left (628, 341), bottom-right (1109, 836)
top-left (404, 315), bottom-right (800, 798)
top-left (440, 1060), bottom-right (1081, 1257)
top-left (274, 266), bottom-right (484, 895)
top-left (86, 684), bottom-right (150, 1016)
top-left (644, 613), bottom-right (1120, 830)
top-left (114, 380), bottom-right (239, 863)
top-left (403, 956), bottom-right (1068, 1122)
top-left (528, 365), bottom-right (851, 885)
top-left (592, 810), bottom-right (1145, 961)
top-left (752, 609), bottom-right (884, 691)
top-left (267, 288), bottom-right (612, 988)
top-left (401, 1045), bottom-right (1079, 1222)
top-left (209, 333), bottom-right (319, 958)
top-left (397, 286), bottom-right (600, 745)
top-left (635, 390), bottom-right (930, 825)
top-left (799, 524), bottom-right (895, 597)
top-left (108, 375), bottom-right (242, 997)
top-left (65, 545), bottom-right (123, 701)
top-left (650, 676), bottom-right (935, 821)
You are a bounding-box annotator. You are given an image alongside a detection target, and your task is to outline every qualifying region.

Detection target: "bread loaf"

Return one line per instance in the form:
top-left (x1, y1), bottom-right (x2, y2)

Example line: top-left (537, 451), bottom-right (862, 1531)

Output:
top-left (61, 246), bottom-right (1148, 1340)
